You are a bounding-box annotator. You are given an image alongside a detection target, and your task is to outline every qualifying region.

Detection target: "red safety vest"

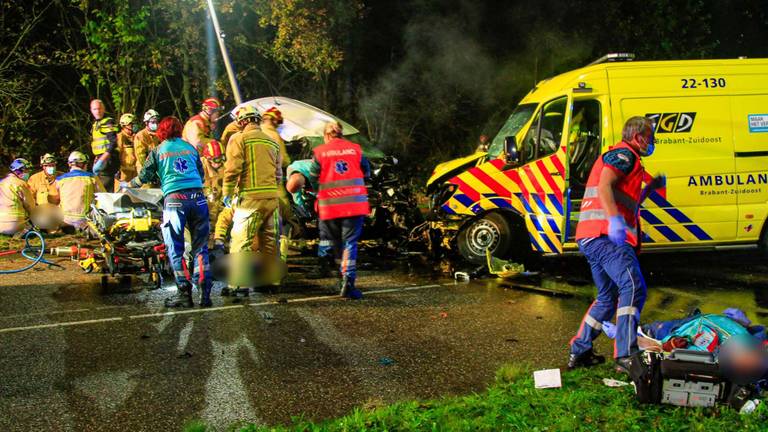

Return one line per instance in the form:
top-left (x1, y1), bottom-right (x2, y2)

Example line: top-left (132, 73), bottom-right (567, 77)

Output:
top-left (575, 141), bottom-right (644, 246)
top-left (313, 138), bottom-right (369, 221)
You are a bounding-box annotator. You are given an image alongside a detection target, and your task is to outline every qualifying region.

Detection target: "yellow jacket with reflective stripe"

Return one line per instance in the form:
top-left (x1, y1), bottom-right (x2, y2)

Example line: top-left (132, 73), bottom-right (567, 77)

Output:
top-left (56, 169), bottom-right (106, 223)
top-left (220, 121), bottom-right (242, 150)
top-left (222, 123), bottom-right (282, 204)
top-left (261, 123), bottom-right (291, 168)
top-left (28, 170), bottom-right (61, 205)
top-left (0, 174), bottom-right (34, 222)
top-left (91, 117), bottom-right (118, 156)
top-left (133, 128), bottom-right (160, 175)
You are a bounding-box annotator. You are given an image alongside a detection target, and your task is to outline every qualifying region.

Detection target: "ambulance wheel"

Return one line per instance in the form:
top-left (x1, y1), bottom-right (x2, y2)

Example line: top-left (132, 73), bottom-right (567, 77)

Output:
top-left (457, 212), bottom-right (513, 264)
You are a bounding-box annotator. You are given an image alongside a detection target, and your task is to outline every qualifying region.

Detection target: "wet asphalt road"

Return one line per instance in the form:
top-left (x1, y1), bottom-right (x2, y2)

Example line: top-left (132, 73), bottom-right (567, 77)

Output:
top-left (1, 250), bottom-right (767, 431)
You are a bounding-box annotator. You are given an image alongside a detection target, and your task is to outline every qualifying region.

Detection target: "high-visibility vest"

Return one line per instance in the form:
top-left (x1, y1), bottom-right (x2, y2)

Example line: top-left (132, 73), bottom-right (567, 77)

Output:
top-left (313, 138), bottom-right (369, 221)
top-left (91, 117), bottom-right (117, 156)
top-left (575, 141), bottom-right (644, 246)
top-left (0, 174), bottom-right (32, 221)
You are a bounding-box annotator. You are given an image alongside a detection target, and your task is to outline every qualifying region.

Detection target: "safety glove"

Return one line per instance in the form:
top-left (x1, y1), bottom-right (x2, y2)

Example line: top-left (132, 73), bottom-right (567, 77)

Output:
top-left (118, 181), bottom-right (130, 190)
top-left (608, 215), bottom-right (627, 246)
top-left (648, 174), bottom-right (666, 190)
top-left (93, 159), bottom-right (105, 175)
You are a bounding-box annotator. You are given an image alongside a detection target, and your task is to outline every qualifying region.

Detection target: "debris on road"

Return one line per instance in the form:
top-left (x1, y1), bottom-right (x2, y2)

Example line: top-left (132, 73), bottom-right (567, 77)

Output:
top-left (378, 357), bottom-right (395, 366)
top-left (486, 250), bottom-right (524, 278)
top-left (533, 368), bottom-right (561, 389)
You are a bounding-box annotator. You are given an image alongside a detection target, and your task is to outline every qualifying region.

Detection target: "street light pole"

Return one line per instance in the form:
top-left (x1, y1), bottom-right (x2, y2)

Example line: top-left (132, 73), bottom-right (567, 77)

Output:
top-left (206, 0), bottom-right (243, 105)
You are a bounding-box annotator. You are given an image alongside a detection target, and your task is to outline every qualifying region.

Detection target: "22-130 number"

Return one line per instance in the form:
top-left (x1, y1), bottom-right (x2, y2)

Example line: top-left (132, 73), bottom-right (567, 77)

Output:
top-left (681, 77), bottom-right (727, 89)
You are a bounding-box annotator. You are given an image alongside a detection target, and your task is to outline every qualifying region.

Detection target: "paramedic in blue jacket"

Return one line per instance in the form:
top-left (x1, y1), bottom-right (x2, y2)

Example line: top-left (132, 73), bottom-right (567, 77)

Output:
top-left (125, 116), bottom-right (212, 308)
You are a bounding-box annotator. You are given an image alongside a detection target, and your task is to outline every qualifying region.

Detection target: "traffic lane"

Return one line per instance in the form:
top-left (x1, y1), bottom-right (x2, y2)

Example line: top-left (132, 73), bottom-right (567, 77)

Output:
top-left (0, 281), bottom-right (588, 431)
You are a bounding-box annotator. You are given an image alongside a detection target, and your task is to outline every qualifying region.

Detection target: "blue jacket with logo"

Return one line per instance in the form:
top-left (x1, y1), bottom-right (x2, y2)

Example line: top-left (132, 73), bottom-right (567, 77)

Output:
top-left (132, 137), bottom-right (204, 195)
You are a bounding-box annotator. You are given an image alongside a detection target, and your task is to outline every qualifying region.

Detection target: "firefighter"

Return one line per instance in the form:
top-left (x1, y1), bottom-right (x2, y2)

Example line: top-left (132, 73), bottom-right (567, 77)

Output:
top-left (568, 116), bottom-right (665, 372)
top-left (0, 159), bottom-right (35, 235)
top-left (220, 106), bottom-right (245, 149)
top-left (221, 105), bottom-right (282, 295)
top-left (134, 109), bottom-right (161, 176)
top-left (89, 99), bottom-right (120, 192)
top-left (28, 153), bottom-right (61, 205)
top-left (127, 116), bottom-right (212, 308)
top-left (117, 113), bottom-right (138, 186)
top-left (56, 151), bottom-right (105, 230)
top-left (201, 139), bottom-right (226, 226)
top-left (262, 107), bottom-right (297, 259)
top-left (312, 122), bottom-right (370, 299)
top-left (261, 107), bottom-right (291, 167)
top-left (183, 97), bottom-right (223, 151)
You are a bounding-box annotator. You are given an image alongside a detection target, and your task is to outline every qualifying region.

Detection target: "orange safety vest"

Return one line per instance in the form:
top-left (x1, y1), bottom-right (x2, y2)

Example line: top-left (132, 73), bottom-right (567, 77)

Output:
top-left (313, 138), bottom-right (369, 221)
top-left (575, 141), bottom-right (644, 246)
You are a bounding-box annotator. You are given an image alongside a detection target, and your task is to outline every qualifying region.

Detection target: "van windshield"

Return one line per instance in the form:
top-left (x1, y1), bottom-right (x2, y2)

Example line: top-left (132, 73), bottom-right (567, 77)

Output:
top-left (488, 104), bottom-right (537, 158)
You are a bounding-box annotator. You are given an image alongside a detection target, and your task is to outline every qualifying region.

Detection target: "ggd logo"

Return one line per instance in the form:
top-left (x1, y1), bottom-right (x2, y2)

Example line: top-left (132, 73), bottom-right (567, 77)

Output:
top-left (645, 112), bottom-right (697, 133)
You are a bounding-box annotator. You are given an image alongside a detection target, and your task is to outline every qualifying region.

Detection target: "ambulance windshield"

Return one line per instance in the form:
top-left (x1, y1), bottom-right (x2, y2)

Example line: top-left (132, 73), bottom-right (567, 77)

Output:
top-left (488, 104), bottom-right (537, 158)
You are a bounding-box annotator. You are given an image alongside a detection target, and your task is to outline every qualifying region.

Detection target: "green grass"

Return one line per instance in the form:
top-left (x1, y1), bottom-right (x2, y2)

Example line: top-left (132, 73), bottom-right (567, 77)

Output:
top-left (186, 364), bottom-right (766, 431)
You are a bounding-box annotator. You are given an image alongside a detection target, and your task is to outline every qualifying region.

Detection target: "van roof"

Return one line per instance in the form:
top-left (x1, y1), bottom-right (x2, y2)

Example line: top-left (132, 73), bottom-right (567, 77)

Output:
top-left (520, 57), bottom-right (768, 104)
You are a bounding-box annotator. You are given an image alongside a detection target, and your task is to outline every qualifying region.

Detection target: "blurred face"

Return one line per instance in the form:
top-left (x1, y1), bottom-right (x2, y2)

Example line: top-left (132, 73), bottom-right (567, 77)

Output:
top-left (632, 127), bottom-right (655, 156)
top-left (43, 163), bottom-right (56, 176)
top-left (147, 119), bottom-right (159, 132)
top-left (208, 109), bottom-right (221, 124)
top-left (15, 169), bottom-right (30, 181)
top-left (90, 100), bottom-right (104, 120)
top-left (122, 124), bottom-right (134, 135)
top-left (262, 116), bottom-right (275, 128)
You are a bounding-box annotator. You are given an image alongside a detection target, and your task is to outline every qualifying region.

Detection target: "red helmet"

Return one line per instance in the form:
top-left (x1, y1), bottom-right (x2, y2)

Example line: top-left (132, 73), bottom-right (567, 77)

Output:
top-left (202, 140), bottom-right (225, 163)
top-left (202, 97), bottom-right (223, 111)
top-left (263, 107), bottom-right (284, 125)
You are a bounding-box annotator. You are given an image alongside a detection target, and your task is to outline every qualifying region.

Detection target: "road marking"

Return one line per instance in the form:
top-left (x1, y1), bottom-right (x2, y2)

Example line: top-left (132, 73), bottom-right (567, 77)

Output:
top-left (0, 308), bottom-right (91, 320)
top-left (127, 304), bottom-right (245, 319)
top-left (0, 317), bottom-right (123, 334)
top-left (0, 283), bottom-right (448, 334)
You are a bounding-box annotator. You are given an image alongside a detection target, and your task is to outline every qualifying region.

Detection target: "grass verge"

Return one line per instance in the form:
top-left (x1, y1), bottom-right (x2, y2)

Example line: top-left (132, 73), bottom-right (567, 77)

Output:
top-left (186, 363), bottom-right (766, 431)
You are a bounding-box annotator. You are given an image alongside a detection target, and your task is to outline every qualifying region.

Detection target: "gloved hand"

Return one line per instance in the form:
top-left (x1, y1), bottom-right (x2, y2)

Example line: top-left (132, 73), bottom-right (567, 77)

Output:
top-left (118, 181), bottom-right (130, 190)
top-left (93, 159), bottom-right (105, 175)
top-left (222, 195), bottom-right (233, 208)
top-left (608, 215), bottom-right (627, 246)
top-left (602, 321), bottom-right (617, 339)
top-left (213, 239), bottom-right (226, 250)
top-left (648, 174), bottom-right (666, 191)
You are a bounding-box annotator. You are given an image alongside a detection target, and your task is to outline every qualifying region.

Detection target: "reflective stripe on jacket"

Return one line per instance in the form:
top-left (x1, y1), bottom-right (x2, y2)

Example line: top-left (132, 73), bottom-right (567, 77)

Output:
top-left (182, 113), bottom-right (213, 151)
top-left (575, 141), bottom-right (644, 246)
top-left (134, 128), bottom-right (161, 173)
top-left (222, 123), bottom-right (281, 204)
top-left (91, 117), bottom-right (118, 156)
top-left (56, 169), bottom-right (105, 222)
top-left (0, 174), bottom-right (33, 222)
top-left (313, 138), bottom-right (369, 221)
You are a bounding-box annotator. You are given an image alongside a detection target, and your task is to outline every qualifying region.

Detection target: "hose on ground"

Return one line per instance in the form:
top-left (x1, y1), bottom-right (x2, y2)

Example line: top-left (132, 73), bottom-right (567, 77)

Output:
top-left (0, 230), bottom-right (61, 274)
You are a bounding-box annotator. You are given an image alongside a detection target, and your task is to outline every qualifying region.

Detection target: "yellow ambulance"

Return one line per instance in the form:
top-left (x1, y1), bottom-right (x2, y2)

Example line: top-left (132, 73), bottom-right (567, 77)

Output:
top-left (426, 54), bottom-right (768, 263)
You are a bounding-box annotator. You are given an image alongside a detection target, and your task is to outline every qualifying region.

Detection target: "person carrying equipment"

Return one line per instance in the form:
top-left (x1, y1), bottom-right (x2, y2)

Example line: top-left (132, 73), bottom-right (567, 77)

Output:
top-left (127, 116), bottom-right (212, 308)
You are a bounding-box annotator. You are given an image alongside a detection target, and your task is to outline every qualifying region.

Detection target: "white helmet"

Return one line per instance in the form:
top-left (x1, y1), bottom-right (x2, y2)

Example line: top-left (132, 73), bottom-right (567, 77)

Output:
top-left (143, 109), bottom-right (160, 123)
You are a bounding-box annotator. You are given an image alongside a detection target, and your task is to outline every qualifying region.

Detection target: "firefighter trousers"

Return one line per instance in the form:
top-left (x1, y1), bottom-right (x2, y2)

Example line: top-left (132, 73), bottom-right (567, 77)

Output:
top-left (318, 216), bottom-right (364, 282)
top-left (229, 198), bottom-right (281, 287)
top-left (570, 236), bottom-right (647, 359)
top-left (161, 189), bottom-right (212, 302)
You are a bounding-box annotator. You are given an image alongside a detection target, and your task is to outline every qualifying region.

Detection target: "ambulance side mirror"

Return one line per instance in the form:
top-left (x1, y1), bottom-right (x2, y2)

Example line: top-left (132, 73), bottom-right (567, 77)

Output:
top-left (504, 136), bottom-right (519, 166)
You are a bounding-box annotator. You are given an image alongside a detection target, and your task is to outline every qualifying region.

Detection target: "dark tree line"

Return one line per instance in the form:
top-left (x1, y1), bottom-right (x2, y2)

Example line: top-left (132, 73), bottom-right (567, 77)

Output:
top-left (1, 0), bottom-right (766, 181)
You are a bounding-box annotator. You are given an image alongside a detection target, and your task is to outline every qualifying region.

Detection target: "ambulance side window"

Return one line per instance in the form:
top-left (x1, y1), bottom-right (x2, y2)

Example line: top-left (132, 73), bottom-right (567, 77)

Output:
top-left (568, 100), bottom-right (602, 188)
top-left (522, 97), bottom-right (567, 162)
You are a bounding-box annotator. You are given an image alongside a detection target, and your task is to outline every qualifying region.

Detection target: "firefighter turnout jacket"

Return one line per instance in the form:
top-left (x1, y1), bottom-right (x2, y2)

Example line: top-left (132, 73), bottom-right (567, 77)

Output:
top-left (28, 170), bottom-right (61, 205)
top-left (56, 169), bottom-right (105, 228)
top-left (222, 123), bottom-right (282, 207)
top-left (0, 174), bottom-right (34, 234)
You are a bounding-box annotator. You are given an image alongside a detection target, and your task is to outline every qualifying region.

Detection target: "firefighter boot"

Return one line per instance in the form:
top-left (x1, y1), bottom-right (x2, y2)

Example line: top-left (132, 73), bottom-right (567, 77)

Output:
top-left (165, 282), bottom-right (194, 308)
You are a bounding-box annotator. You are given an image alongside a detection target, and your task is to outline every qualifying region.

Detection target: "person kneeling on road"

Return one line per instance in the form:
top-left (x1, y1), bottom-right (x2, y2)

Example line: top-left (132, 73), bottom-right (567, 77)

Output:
top-left (310, 122), bottom-right (370, 300)
top-left (126, 116), bottom-right (212, 308)
top-left (568, 116), bottom-right (665, 372)
top-left (56, 151), bottom-right (106, 232)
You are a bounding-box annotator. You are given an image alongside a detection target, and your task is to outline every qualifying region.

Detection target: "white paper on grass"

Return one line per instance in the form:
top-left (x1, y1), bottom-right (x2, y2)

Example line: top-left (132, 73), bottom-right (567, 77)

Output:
top-left (533, 369), bottom-right (562, 389)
